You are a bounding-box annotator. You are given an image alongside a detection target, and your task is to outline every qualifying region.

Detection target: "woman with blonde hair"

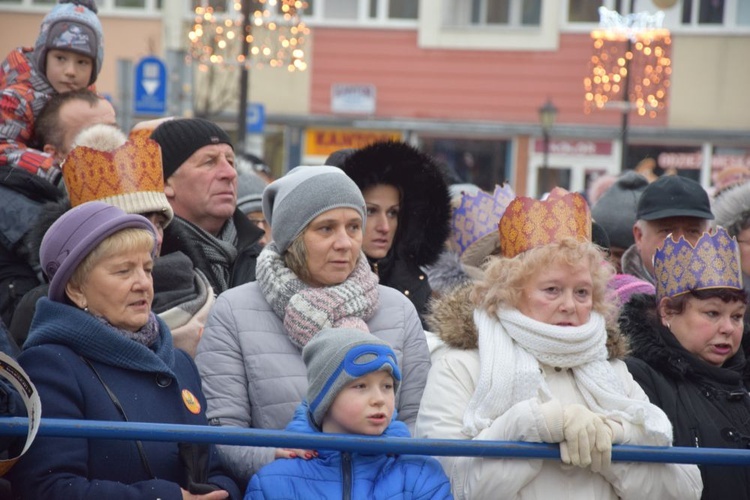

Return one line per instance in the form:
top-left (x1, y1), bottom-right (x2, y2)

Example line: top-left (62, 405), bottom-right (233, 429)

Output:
top-left (416, 189), bottom-right (702, 499)
top-left (10, 201), bottom-right (239, 499)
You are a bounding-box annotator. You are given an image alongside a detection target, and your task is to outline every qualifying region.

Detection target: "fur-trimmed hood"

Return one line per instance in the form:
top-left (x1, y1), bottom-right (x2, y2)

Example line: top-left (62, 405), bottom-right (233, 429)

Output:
top-left (619, 293), bottom-right (749, 381)
top-left (340, 141), bottom-right (452, 268)
top-left (422, 249), bottom-right (474, 298)
top-left (427, 283), bottom-right (630, 360)
top-left (712, 180), bottom-right (750, 237)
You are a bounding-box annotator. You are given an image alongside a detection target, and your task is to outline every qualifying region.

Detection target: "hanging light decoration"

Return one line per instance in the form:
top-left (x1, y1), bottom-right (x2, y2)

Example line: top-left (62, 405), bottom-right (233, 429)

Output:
top-left (584, 7), bottom-right (671, 118)
top-left (188, 0), bottom-right (310, 73)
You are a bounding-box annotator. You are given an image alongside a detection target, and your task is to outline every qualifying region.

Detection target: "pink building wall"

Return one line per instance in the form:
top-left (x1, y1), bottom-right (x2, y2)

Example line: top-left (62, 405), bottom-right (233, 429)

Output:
top-left (310, 28), bottom-right (668, 130)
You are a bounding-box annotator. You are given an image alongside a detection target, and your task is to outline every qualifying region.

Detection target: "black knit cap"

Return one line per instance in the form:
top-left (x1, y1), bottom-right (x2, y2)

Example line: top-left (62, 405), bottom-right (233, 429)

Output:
top-left (150, 118), bottom-right (233, 179)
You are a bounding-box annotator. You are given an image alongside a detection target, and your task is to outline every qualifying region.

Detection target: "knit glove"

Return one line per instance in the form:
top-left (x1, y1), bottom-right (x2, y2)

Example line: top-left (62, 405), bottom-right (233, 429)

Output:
top-left (560, 404), bottom-right (613, 472)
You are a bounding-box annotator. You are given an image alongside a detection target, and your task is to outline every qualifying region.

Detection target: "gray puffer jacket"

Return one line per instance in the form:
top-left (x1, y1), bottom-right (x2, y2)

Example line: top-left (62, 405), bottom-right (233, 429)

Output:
top-left (195, 281), bottom-right (431, 486)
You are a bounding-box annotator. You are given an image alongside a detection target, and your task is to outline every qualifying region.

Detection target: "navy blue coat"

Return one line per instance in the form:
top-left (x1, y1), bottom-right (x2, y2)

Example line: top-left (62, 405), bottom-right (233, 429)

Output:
top-left (9, 298), bottom-right (241, 499)
top-left (245, 402), bottom-right (452, 500)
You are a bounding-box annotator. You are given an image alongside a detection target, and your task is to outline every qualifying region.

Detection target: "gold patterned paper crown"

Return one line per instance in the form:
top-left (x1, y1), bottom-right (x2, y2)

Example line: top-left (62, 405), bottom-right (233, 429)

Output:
top-left (654, 227), bottom-right (742, 300)
top-left (63, 135), bottom-right (174, 222)
top-left (452, 184), bottom-right (515, 257)
top-left (128, 127), bottom-right (153, 143)
top-left (499, 187), bottom-right (592, 258)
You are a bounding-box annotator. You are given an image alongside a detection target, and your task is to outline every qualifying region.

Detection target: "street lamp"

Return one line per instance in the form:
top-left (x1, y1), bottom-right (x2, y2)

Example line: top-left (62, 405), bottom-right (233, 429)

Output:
top-left (538, 99), bottom-right (558, 194)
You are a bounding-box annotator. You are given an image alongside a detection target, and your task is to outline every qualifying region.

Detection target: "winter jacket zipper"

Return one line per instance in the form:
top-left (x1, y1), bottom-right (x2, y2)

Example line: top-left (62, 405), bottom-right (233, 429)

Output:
top-left (342, 451), bottom-right (352, 500)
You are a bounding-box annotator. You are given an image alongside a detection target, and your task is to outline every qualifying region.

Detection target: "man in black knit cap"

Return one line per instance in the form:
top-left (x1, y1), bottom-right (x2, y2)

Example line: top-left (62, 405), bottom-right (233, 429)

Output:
top-left (151, 117), bottom-right (264, 294)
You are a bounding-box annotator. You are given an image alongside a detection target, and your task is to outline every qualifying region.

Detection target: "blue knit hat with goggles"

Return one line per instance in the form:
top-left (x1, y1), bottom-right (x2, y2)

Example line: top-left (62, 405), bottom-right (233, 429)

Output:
top-left (303, 328), bottom-right (401, 429)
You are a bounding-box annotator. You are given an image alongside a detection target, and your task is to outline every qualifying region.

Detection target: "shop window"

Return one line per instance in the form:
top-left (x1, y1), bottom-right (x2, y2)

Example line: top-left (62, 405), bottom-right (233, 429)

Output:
top-left (419, 137), bottom-right (509, 192)
top-left (538, 167), bottom-right (571, 195)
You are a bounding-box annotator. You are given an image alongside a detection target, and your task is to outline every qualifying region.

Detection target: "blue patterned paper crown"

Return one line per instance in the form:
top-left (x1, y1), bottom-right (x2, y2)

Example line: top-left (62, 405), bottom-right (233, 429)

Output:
top-left (452, 184), bottom-right (515, 257)
top-left (654, 227), bottom-right (743, 300)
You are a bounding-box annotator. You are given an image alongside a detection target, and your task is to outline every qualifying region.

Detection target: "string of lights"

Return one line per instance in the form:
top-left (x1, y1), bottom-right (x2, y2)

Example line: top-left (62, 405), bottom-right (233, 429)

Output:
top-left (188, 0), bottom-right (310, 73)
top-left (584, 7), bottom-right (672, 118)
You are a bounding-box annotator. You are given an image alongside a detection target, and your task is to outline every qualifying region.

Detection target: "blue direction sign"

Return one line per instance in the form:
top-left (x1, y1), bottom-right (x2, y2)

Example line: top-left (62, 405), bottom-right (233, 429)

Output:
top-left (134, 56), bottom-right (167, 114)
top-left (246, 103), bottom-right (265, 134)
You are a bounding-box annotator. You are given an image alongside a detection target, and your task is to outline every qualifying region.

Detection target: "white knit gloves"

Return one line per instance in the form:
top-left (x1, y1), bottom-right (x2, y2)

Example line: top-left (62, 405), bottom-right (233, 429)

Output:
top-left (560, 404), bottom-right (613, 472)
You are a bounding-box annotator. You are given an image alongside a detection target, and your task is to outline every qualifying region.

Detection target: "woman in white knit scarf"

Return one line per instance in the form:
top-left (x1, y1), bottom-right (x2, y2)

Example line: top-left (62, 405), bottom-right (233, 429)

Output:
top-left (415, 193), bottom-right (702, 500)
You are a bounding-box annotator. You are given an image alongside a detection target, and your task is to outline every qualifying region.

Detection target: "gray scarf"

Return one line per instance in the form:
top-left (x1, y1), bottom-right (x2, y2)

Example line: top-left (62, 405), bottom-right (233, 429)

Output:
top-left (620, 244), bottom-right (655, 285)
top-left (176, 217), bottom-right (238, 292)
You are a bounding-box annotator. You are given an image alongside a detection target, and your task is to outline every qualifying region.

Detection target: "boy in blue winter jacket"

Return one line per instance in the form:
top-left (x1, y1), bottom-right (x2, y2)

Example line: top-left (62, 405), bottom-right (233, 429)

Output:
top-left (245, 327), bottom-right (452, 500)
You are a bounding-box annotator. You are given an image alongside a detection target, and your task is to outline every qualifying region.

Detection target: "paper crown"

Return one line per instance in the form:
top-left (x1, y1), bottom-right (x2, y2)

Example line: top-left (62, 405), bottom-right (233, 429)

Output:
top-left (499, 188), bottom-right (592, 258)
top-left (452, 184), bottom-right (515, 257)
top-left (63, 135), bottom-right (173, 221)
top-left (654, 227), bottom-right (743, 300)
top-left (128, 127), bottom-right (153, 143)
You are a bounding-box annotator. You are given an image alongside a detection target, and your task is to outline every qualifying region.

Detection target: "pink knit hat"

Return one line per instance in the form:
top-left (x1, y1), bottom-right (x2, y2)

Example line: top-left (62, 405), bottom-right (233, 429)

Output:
top-left (610, 274), bottom-right (655, 306)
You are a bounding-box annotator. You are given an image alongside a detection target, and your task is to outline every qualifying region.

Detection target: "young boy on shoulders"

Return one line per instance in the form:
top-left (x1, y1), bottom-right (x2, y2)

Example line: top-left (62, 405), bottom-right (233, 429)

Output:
top-left (246, 328), bottom-right (452, 500)
top-left (0, 0), bottom-right (103, 182)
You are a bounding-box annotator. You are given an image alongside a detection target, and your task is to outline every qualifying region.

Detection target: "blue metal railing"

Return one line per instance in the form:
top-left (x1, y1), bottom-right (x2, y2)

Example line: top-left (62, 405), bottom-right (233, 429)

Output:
top-left (2, 417), bottom-right (750, 466)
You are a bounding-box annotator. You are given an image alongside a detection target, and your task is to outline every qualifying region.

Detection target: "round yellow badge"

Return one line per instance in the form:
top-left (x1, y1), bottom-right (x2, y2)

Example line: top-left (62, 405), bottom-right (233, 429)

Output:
top-left (182, 389), bottom-right (201, 414)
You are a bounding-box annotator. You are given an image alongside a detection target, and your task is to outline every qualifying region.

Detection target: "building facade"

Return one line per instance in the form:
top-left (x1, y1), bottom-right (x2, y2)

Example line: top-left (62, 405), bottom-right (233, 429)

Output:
top-left (1, 0), bottom-right (748, 196)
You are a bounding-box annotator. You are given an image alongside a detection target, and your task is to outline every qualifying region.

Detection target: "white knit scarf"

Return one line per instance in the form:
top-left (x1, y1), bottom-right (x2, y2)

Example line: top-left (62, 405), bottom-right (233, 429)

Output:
top-left (462, 308), bottom-right (672, 445)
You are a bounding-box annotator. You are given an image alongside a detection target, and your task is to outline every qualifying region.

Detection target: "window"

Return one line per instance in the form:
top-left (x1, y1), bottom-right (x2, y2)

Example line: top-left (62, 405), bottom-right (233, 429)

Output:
top-left (446, 0), bottom-right (541, 27)
top-left (419, 137), bottom-right (510, 192)
top-left (566, 0), bottom-right (750, 30)
top-left (567, 0), bottom-right (602, 23)
top-left (385, 0), bottom-right (418, 20)
top-left (301, 0), bottom-right (417, 24)
top-left (739, 1), bottom-right (750, 25)
top-left (323, 0), bottom-right (358, 19)
top-left (116, 0), bottom-right (145, 7)
top-left (682, 0), bottom-right (723, 25)
top-left (192, 0), bottom-right (227, 13)
top-left (0, 0), bottom-right (159, 12)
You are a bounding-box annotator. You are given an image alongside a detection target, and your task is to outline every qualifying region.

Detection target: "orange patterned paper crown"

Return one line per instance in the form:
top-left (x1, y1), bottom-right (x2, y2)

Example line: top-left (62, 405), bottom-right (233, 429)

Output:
top-left (654, 227), bottom-right (742, 301)
top-left (127, 127), bottom-right (153, 143)
top-left (499, 188), bottom-right (592, 258)
top-left (63, 136), bottom-right (174, 221)
top-left (452, 184), bottom-right (515, 257)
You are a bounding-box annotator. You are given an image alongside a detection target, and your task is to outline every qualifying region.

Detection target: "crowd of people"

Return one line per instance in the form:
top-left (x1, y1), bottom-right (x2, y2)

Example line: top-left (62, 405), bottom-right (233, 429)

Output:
top-left (0, 1), bottom-right (749, 499)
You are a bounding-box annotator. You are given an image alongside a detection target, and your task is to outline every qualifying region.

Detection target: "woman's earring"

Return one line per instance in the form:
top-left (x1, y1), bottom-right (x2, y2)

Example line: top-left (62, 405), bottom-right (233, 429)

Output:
top-left (83, 306), bottom-right (89, 312)
top-left (666, 321), bottom-right (671, 330)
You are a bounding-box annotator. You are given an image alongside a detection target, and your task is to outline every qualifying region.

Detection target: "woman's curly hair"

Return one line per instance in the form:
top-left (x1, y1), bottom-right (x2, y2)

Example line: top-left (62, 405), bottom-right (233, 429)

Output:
top-left (471, 238), bottom-right (617, 323)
